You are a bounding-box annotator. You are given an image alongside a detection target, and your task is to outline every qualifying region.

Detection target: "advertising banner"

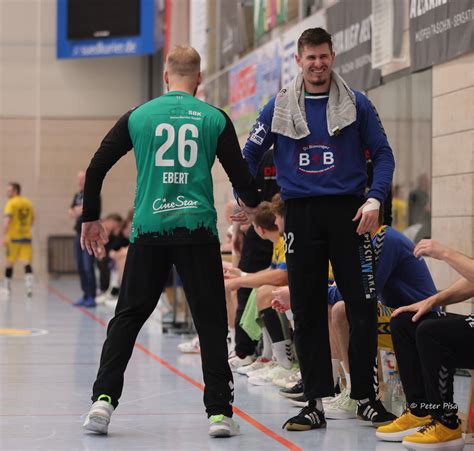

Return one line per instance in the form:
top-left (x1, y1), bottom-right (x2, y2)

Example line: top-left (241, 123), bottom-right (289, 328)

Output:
top-left (326, 0), bottom-right (381, 91)
top-left (254, 0), bottom-right (288, 41)
top-left (409, 0), bottom-right (474, 71)
top-left (229, 39), bottom-right (281, 136)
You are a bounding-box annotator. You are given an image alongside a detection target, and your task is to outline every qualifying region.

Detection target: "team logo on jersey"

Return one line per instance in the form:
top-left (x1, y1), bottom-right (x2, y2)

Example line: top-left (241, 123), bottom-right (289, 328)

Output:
top-left (298, 144), bottom-right (338, 174)
top-left (249, 121), bottom-right (269, 145)
top-left (152, 196), bottom-right (199, 214)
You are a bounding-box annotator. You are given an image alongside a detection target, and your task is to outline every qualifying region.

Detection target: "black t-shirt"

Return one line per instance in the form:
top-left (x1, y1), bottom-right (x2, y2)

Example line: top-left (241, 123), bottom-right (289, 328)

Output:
top-left (255, 149), bottom-right (280, 203)
top-left (110, 234), bottom-right (129, 251)
top-left (239, 149), bottom-right (279, 273)
top-left (71, 191), bottom-right (101, 235)
top-left (70, 191), bottom-right (83, 235)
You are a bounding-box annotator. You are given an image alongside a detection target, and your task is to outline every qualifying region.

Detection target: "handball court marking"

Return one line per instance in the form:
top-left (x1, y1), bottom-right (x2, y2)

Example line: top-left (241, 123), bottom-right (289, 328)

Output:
top-left (48, 284), bottom-right (302, 451)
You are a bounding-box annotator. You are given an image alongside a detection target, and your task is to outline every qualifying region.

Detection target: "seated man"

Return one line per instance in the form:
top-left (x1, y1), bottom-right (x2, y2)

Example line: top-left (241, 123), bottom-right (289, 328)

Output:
top-left (376, 239), bottom-right (474, 450)
top-left (225, 197), bottom-right (292, 377)
top-left (95, 213), bottom-right (123, 300)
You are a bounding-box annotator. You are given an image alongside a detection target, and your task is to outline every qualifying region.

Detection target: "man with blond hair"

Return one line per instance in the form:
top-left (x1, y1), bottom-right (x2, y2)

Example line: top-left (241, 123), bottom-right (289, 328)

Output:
top-left (80, 45), bottom-right (259, 437)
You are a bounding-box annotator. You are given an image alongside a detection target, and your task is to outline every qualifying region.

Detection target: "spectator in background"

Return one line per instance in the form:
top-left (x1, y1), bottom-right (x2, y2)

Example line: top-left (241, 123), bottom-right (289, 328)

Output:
top-left (95, 213), bottom-right (122, 301)
top-left (100, 211), bottom-right (133, 309)
top-left (228, 148), bottom-right (279, 370)
top-left (408, 173), bottom-right (431, 242)
top-left (2, 182), bottom-right (35, 297)
top-left (69, 170), bottom-right (98, 308)
top-left (220, 199), bottom-right (237, 254)
top-left (392, 184), bottom-right (408, 231)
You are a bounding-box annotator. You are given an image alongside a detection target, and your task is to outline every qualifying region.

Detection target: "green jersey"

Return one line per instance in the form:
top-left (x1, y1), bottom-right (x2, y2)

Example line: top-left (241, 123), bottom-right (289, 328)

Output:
top-left (82, 90), bottom-right (259, 245)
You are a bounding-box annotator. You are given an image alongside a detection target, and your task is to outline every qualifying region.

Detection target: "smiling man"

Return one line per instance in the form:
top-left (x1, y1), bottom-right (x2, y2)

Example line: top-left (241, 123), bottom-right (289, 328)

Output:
top-left (243, 27), bottom-right (395, 431)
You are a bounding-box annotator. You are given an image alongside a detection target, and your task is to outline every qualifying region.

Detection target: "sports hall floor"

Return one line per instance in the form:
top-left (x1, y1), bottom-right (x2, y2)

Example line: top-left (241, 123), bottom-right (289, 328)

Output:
top-left (1, 279), bottom-right (472, 451)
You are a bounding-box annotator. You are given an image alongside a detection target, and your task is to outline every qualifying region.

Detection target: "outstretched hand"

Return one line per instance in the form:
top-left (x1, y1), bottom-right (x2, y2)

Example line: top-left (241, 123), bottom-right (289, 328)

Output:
top-left (413, 239), bottom-right (447, 260)
top-left (81, 220), bottom-right (108, 258)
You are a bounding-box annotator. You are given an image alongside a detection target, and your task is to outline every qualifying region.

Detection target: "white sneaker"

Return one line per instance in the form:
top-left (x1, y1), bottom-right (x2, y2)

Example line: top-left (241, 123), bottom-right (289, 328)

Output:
top-left (324, 387), bottom-right (357, 419)
top-left (228, 354), bottom-right (256, 372)
top-left (284, 371), bottom-right (302, 389)
top-left (272, 367), bottom-right (300, 388)
top-left (177, 336), bottom-right (200, 354)
top-left (0, 287), bottom-right (11, 300)
top-left (209, 415), bottom-right (240, 437)
top-left (246, 361), bottom-right (278, 379)
top-left (248, 365), bottom-right (291, 386)
top-left (105, 297), bottom-right (118, 309)
top-left (25, 273), bottom-right (34, 297)
top-left (236, 357), bottom-right (272, 375)
top-left (95, 291), bottom-right (111, 305)
top-left (83, 400), bottom-right (114, 434)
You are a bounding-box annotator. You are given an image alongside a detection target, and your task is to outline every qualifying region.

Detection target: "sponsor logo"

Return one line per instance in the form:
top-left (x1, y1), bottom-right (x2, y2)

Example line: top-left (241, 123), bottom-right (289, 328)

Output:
top-left (263, 165), bottom-right (277, 179)
top-left (466, 314), bottom-right (474, 328)
top-left (249, 121), bottom-right (269, 145)
top-left (359, 234), bottom-right (376, 300)
top-left (187, 110), bottom-right (202, 117)
top-left (298, 144), bottom-right (337, 174)
top-left (152, 196), bottom-right (199, 214)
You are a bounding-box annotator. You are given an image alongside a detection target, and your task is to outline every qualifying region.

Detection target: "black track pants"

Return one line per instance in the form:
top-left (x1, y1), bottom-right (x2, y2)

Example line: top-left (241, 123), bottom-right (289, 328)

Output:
top-left (92, 242), bottom-right (234, 417)
top-left (285, 196), bottom-right (378, 400)
top-left (391, 311), bottom-right (474, 418)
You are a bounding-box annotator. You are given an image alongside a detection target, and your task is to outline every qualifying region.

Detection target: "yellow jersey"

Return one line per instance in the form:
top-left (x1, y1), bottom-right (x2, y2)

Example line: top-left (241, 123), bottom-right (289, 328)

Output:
top-left (4, 195), bottom-right (34, 241)
top-left (271, 237), bottom-right (287, 270)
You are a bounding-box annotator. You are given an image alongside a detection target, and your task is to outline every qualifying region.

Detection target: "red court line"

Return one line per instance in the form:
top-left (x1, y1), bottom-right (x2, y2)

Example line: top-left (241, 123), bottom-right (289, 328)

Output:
top-left (48, 284), bottom-right (302, 451)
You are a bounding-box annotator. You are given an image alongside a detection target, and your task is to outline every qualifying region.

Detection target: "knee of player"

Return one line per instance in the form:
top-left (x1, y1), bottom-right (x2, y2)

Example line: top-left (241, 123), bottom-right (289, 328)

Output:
top-left (255, 285), bottom-right (274, 310)
top-left (331, 300), bottom-right (346, 322)
top-left (414, 319), bottom-right (437, 344)
top-left (390, 311), bottom-right (416, 336)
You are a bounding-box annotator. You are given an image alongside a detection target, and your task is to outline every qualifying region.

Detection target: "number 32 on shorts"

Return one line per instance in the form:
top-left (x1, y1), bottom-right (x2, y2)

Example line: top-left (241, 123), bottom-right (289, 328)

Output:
top-left (284, 232), bottom-right (294, 254)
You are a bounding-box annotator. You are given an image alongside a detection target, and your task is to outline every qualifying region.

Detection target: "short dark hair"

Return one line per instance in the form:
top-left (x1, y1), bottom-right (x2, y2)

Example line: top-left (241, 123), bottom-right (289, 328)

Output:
top-left (254, 202), bottom-right (278, 232)
top-left (9, 182), bottom-right (21, 194)
top-left (297, 27), bottom-right (333, 55)
top-left (270, 193), bottom-right (285, 217)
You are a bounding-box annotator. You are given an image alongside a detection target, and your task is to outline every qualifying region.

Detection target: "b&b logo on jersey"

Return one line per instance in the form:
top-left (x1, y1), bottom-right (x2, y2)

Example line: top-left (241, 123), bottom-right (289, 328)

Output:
top-left (249, 121), bottom-right (269, 145)
top-left (298, 144), bottom-right (337, 174)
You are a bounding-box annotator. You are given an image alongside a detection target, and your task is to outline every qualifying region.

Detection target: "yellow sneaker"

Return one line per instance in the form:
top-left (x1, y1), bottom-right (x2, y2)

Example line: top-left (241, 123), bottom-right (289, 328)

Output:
top-left (376, 409), bottom-right (431, 442)
top-left (402, 419), bottom-right (464, 449)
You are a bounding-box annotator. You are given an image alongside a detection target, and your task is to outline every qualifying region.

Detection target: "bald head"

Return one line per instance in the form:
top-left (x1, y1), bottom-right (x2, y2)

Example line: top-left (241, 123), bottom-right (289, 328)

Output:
top-left (166, 45), bottom-right (201, 77)
top-left (164, 46), bottom-right (202, 94)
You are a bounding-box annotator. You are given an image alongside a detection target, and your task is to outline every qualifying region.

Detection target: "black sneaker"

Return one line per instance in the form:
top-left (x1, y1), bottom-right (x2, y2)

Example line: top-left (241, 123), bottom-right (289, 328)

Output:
top-left (357, 399), bottom-right (397, 427)
top-left (282, 403), bottom-right (326, 431)
top-left (279, 380), bottom-right (304, 399)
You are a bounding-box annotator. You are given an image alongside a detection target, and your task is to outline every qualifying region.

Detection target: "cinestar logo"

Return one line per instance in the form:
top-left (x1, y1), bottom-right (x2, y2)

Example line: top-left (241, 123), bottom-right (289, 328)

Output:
top-left (152, 196), bottom-right (199, 214)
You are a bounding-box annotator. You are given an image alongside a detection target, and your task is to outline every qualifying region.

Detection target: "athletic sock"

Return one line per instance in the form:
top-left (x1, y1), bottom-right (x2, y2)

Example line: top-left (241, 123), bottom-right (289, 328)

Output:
top-left (260, 307), bottom-right (288, 343)
top-left (261, 327), bottom-right (273, 360)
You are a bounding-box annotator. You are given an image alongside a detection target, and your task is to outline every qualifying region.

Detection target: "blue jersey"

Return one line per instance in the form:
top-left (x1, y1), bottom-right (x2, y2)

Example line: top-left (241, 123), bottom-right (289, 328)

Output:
top-left (374, 226), bottom-right (437, 308)
top-left (328, 226), bottom-right (438, 309)
top-left (243, 91), bottom-right (394, 203)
